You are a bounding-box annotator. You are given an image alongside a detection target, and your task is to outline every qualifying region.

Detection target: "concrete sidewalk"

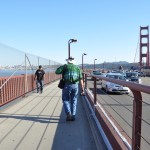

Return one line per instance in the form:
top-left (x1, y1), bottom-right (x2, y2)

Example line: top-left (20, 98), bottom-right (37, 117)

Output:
top-left (0, 81), bottom-right (98, 150)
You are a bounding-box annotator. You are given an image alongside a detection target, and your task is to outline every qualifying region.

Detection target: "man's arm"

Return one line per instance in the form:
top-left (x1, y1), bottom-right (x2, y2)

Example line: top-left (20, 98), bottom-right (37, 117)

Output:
top-left (43, 70), bottom-right (45, 80)
top-left (55, 66), bottom-right (64, 74)
top-left (34, 71), bottom-right (37, 80)
top-left (80, 79), bottom-right (85, 96)
top-left (78, 67), bottom-right (85, 95)
top-left (80, 79), bottom-right (84, 91)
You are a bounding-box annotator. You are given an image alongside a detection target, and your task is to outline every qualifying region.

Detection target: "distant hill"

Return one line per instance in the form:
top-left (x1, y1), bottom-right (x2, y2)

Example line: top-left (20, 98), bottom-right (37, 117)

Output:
top-left (79, 61), bottom-right (140, 70)
top-left (109, 61), bottom-right (129, 64)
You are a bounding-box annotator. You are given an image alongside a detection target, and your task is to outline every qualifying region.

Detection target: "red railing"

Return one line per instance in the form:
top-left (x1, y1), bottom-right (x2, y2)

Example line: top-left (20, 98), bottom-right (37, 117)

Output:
top-left (83, 72), bottom-right (150, 150)
top-left (0, 72), bottom-right (60, 106)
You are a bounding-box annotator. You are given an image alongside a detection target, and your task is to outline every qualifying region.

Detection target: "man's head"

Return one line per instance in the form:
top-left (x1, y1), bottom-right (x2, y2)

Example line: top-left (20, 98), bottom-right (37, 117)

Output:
top-left (39, 65), bottom-right (42, 69)
top-left (66, 57), bottom-right (76, 64)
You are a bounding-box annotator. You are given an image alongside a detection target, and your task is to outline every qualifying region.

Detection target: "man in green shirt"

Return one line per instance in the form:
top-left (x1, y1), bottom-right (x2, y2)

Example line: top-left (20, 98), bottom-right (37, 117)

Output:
top-left (55, 57), bottom-right (84, 121)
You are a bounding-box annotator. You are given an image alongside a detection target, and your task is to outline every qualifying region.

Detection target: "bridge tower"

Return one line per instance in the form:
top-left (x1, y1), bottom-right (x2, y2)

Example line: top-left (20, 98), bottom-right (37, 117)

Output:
top-left (139, 26), bottom-right (150, 66)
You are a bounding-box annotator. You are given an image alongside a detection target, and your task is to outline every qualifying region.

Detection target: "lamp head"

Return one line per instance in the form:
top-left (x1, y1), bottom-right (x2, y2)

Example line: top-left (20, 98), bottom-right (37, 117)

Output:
top-left (70, 39), bottom-right (77, 43)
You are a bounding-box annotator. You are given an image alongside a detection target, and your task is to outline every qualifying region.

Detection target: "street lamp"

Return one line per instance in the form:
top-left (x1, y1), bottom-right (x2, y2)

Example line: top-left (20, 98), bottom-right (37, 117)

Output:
top-left (68, 39), bottom-right (77, 59)
top-left (82, 53), bottom-right (87, 70)
top-left (94, 59), bottom-right (97, 70)
top-left (102, 61), bottom-right (105, 73)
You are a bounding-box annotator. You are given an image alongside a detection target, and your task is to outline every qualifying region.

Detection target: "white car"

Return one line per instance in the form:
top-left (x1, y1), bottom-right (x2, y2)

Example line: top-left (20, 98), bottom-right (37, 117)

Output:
top-left (101, 73), bottom-right (130, 94)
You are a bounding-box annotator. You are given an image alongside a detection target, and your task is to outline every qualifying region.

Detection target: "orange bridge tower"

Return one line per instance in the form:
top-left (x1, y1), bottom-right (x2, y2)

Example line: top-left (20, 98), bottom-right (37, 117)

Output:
top-left (139, 26), bottom-right (150, 67)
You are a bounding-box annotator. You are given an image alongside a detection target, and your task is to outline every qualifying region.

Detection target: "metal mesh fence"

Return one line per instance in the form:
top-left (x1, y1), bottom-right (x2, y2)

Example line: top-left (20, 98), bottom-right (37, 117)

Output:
top-left (0, 43), bottom-right (62, 77)
top-left (0, 43), bottom-right (61, 106)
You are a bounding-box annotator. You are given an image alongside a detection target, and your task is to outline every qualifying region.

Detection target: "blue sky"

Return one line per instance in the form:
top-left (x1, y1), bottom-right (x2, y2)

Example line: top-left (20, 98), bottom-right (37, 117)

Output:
top-left (0, 0), bottom-right (150, 65)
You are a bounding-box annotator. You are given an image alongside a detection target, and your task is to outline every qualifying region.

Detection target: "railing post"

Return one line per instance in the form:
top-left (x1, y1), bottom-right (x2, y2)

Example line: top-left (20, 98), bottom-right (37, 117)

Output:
top-left (24, 54), bottom-right (28, 95)
top-left (94, 77), bottom-right (97, 106)
top-left (49, 60), bottom-right (51, 83)
top-left (85, 74), bottom-right (87, 89)
top-left (131, 89), bottom-right (142, 150)
top-left (82, 73), bottom-right (84, 85)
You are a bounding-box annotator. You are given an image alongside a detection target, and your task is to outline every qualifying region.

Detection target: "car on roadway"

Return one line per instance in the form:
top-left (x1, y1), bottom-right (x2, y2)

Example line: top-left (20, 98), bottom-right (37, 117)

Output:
top-left (138, 71), bottom-right (146, 77)
top-left (125, 72), bottom-right (142, 84)
top-left (101, 73), bottom-right (130, 94)
top-left (91, 70), bottom-right (104, 81)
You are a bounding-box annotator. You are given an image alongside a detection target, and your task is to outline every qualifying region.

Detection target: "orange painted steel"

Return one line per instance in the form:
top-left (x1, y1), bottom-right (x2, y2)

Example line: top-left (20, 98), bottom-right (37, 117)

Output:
top-left (0, 72), bottom-right (60, 107)
top-left (140, 26), bottom-right (150, 66)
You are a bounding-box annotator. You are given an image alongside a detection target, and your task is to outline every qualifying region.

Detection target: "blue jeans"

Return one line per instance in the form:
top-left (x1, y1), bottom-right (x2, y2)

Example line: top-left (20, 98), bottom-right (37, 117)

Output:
top-left (62, 83), bottom-right (78, 116)
top-left (36, 80), bottom-right (44, 92)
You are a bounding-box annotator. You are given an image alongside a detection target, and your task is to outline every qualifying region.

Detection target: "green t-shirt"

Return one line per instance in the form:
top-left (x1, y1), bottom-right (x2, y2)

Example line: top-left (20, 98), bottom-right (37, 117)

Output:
top-left (55, 64), bottom-right (82, 83)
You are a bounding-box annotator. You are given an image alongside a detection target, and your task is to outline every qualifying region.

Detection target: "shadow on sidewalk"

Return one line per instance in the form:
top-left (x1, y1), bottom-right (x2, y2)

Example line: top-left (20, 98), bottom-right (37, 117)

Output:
top-left (0, 113), bottom-right (60, 123)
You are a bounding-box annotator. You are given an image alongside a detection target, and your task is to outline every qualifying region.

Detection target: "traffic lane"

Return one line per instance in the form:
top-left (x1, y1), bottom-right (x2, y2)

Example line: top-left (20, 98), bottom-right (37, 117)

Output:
top-left (87, 78), bottom-right (150, 149)
top-left (87, 79), bottom-right (134, 112)
top-left (87, 80), bottom-right (133, 138)
top-left (140, 77), bottom-right (150, 86)
top-left (87, 79), bottom-right (150, 139)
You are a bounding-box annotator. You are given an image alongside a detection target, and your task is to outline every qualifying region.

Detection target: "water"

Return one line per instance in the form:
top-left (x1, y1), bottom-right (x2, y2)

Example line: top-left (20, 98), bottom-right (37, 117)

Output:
top-left (0, 68), bottom-right (56, 77)
top-left (0, 70), bottom-right (34, 77)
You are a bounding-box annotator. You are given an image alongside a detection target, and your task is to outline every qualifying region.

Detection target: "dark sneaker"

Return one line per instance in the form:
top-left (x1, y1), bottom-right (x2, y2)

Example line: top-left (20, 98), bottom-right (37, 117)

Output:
top-left (71, 115), bottom-right (76, 121)
top-left (66, 112), bottom-right (72, 121)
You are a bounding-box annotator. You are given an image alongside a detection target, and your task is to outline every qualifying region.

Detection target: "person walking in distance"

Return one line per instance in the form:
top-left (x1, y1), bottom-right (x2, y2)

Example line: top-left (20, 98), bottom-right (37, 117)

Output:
top-left (34, 65), bottom-right (45, 93)
top-left (55, 57), bottom-right (85, 121)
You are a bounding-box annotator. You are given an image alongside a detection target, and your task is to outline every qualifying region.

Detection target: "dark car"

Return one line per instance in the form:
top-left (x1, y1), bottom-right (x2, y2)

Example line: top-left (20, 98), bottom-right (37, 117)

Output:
top-left (91, 70), bottom-right (103, 81)
top-left (138, 71), bottom-right (146, 77)
top-left (125, 72), bottom-right (142, 84)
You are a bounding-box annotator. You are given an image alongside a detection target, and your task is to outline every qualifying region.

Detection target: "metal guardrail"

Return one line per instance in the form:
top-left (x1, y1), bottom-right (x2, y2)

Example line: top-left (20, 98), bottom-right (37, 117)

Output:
top-left (0, 72), bottom-right (60, 106)
top-left (83, 72), bottom-right (150, 150)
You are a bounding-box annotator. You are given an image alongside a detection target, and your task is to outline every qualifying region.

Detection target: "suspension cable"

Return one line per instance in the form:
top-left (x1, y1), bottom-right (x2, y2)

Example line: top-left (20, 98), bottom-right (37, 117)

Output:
top-left (133, 32), bottom-right (140, 63)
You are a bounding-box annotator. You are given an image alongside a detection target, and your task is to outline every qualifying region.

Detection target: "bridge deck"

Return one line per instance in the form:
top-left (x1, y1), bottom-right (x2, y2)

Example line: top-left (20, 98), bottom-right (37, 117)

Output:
top-left (0, 81), bottom-right (98, 150)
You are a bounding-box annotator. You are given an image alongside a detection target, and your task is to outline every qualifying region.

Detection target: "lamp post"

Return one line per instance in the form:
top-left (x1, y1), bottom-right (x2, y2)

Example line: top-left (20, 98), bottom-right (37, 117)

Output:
top-left (82, 53), bottom-right (87, 70)
top-left (103, 61), bottom-right (105, 72)
top-left (68, 39), bottom-right (77, 59)
top-left (94, 59), bottom-right (97, 70)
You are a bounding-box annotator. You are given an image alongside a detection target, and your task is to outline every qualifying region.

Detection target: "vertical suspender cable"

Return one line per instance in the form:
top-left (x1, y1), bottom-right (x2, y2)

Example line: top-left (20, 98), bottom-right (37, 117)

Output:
top-left (133, 32), bottom-right (140, 63)
top-left (25, 53), bottom-right (28, 93)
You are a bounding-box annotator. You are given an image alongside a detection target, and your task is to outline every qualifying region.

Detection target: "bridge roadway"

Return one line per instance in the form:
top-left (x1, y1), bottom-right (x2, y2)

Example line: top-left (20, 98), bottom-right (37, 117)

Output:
top-left (87, 77), bottom-right (150, 150)
top-left (0, 81), bottom-right (108, 150)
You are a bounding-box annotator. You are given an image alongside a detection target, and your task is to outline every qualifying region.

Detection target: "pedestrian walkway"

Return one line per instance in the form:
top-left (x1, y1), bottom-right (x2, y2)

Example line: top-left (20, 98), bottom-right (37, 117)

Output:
top-left (0, 81), bottom-right (99, 150)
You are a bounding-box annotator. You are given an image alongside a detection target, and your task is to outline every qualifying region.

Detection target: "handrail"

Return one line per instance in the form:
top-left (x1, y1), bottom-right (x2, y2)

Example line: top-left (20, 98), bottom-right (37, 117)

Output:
top-left (93, 75), bottom-right (150, 94)
top-left (0, 72), bottom-right (60, 107)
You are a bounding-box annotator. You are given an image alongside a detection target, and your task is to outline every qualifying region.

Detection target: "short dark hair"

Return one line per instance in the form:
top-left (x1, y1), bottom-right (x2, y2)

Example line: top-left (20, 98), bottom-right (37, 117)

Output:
top-left (39, 65), bottom-right (42, 68)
